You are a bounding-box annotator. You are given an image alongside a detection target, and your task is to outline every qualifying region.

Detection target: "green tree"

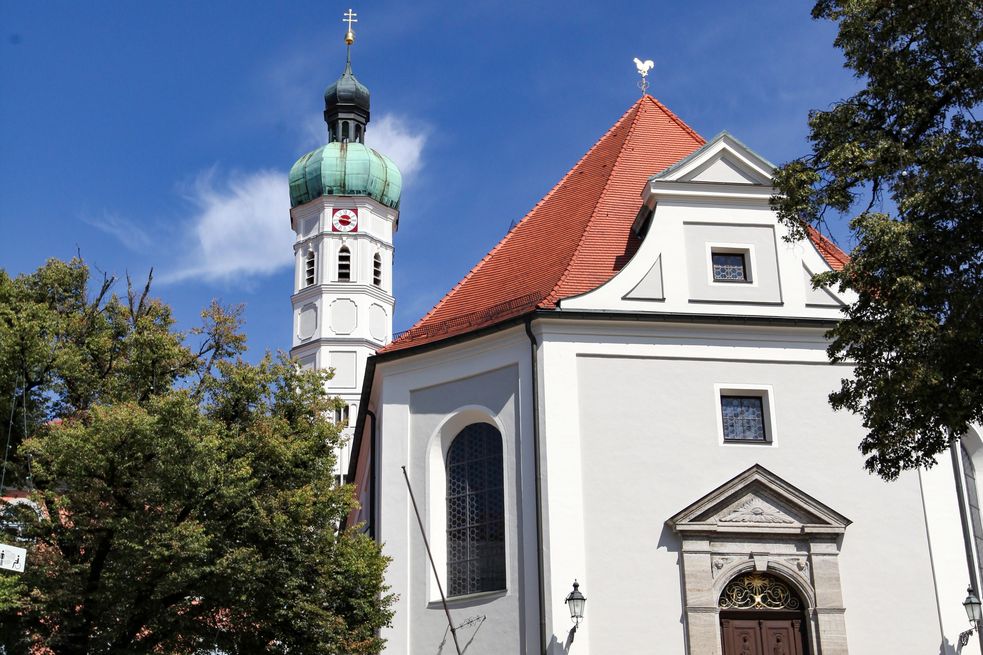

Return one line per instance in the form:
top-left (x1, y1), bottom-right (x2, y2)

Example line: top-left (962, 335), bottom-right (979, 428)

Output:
top-left (0, 258), bottom-right (392, 654)
top-left (772, 1), bottom-right (983, 479)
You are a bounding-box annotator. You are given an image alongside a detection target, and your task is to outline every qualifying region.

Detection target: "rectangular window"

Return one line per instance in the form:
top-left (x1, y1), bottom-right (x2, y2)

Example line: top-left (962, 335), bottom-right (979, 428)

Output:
top-left (712, 252), bottom-right (748, 282)
top-left (721, 395), bottom-right (766, 441)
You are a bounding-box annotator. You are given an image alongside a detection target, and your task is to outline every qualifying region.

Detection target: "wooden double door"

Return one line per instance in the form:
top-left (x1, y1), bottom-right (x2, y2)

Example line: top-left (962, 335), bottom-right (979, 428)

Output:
top-left (721, 615), bottom-right (807, 655)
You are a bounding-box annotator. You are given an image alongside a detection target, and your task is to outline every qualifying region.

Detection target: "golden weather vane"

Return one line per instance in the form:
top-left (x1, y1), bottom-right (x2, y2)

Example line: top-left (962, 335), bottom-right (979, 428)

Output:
top-left (343, 8), bottom-right (358, 45)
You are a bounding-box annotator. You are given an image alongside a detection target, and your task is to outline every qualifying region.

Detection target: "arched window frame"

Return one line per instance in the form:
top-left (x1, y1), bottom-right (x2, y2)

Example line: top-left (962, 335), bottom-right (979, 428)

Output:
top-left (426, 408), bottom-right (508, 602)
top-left (337, 245), bottom-right (352, 282)
top-left (962, 428), bottom-right (983, 592)
top-left (372, 252), bottom-right (383, 288)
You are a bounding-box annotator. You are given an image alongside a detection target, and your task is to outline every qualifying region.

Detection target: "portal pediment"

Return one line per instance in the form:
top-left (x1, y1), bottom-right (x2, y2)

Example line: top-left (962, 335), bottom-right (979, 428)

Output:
top-left (667, 465), bottom-right (850, 536)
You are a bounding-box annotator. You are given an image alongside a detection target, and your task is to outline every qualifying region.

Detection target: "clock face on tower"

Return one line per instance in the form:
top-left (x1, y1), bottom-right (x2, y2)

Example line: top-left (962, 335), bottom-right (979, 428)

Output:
top-left (332, 208), bottom-right (359, 233)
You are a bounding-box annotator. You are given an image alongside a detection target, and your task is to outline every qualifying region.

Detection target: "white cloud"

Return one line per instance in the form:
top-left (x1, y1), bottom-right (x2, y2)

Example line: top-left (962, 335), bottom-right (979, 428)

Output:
top-left (365, 114), bottom-right (427, 181)
top-left (159, 114), bottom-right (426, 286)
top-left (162, 169), bottom-right (293, 284)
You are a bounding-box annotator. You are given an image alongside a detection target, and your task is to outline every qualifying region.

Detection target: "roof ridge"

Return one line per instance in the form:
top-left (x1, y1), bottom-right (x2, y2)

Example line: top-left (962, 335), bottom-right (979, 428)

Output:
top-left (542, 98), bottom-right (651, 307)
top-left (643, 94), bottom-right (705, 145)
top-left (543, 96), bottom-right (706, 306)
top-left (388, 98), bottom-right (646, 345)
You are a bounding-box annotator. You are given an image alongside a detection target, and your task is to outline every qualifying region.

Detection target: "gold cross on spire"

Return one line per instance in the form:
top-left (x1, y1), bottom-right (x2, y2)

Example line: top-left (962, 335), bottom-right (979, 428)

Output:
top-left (343, 8), bottom-right (358, 45)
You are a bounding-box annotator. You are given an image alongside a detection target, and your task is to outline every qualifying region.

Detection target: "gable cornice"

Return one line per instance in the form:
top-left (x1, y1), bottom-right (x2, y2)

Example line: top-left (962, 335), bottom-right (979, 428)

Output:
top-left (667, 464), bottom-right (851, 537)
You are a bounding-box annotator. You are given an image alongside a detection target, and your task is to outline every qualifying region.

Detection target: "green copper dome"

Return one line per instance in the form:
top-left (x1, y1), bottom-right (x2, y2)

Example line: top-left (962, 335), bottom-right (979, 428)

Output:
top-left (288, 142), bottom-right (402, 209)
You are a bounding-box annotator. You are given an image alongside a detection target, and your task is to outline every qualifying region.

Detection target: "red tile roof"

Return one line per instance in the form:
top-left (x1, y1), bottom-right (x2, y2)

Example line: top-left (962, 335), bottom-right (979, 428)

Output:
top-left (383, 96), bottom-right (850, 354)
top-left (806, 225), bottom-right (850, 271)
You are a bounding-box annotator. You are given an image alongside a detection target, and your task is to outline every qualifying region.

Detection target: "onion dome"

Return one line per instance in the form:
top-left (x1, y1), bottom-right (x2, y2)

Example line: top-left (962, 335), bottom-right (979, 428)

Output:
top-left (323, 59), bottom-right (370, 138)
top-left (289, 142), bottom-right (402, 209)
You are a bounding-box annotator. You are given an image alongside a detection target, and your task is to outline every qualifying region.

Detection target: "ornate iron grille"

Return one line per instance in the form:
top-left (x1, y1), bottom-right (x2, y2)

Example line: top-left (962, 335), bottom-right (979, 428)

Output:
top-left (719, 573), bottom-right (801, 610)
top-left (446, 423), bottom-right (505, 597)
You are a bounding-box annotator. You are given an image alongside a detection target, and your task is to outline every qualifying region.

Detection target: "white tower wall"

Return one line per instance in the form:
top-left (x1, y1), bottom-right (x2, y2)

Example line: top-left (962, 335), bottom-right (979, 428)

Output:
top-left (290, 195), bottom-right (397, 478)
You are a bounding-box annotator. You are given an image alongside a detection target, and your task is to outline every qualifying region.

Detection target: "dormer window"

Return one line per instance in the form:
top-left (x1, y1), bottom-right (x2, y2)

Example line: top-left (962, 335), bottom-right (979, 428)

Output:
top-left (305, 251), bottom-right (316, 287)
top-left (373, 253), bottom-right (382, 287)
top-left (338, 246), bottom-right (351, 281)
top-left (711, 250), bottom-right (750, 282)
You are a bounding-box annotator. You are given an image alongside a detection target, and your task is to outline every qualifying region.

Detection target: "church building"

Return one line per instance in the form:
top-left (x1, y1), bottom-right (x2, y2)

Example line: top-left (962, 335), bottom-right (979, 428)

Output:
top-left (288, 17), bottom-right (983, 655)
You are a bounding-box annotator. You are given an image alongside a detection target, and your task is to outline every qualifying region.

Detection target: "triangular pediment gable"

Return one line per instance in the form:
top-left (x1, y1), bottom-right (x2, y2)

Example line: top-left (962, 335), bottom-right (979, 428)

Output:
top-left (667, 465), bottom-right (850, 536)
top-left (651, 132), bottom-right (774, 186)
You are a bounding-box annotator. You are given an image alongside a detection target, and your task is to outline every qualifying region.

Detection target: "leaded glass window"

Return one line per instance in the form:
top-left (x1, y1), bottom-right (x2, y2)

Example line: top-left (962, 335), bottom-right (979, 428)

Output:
top-left (447, 423), bottom-right (505, 597)
top-left (721, 396), bottom-right (766, 441)
top-left (712, 252), bottom-right (748, 281)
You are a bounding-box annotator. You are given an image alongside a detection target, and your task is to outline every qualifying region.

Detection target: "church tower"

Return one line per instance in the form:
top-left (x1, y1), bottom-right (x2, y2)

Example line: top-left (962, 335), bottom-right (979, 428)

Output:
top-left (288, 11), bottom-right (401, 478)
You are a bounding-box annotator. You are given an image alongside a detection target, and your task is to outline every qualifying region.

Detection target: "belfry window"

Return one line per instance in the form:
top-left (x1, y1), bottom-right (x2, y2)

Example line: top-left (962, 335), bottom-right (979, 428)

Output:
top-left (342, 121), bottom-right (350, 142)
top-left (305, 251), bottom-right (316, 287)
top-left (446, 423), bottom-right (505, 597)
top-left (372, 253), bottom-right (382, 287)
top-left (334, 404), bottom-right (351, 426)
top-left (338, 246), bottom-right (351, 281)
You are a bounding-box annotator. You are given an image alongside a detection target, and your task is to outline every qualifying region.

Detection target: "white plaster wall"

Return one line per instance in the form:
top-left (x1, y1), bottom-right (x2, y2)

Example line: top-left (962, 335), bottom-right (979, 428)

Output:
top-left (562, 197), bottom-right (849, 320)
top-left (288, 196), bottom-right (396, 478)
top-left (376, 328), bottom-right (540, 655)
top-left (536, 320), bottom-right (940, 654)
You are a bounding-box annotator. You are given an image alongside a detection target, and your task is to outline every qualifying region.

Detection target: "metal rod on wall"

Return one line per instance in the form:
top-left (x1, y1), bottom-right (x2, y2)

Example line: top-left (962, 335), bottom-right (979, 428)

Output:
top-left (401, 465), bottom-right (463, 655)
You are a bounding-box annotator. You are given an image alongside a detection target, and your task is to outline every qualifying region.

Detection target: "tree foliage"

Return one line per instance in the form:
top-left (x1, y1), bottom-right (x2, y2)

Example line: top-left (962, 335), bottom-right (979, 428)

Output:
top-left (772, 1), bottom-right (983, 479)
top-left (0, 259), bottom-right (392, 654)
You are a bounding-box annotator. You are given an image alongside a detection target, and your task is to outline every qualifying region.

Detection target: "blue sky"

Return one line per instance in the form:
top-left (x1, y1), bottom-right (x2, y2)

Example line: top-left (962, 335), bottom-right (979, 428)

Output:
top-left (0, 1), bottom-right (859, 360)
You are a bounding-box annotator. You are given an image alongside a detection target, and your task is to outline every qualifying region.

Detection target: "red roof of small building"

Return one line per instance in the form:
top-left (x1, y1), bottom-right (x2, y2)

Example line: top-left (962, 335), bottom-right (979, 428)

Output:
top-left (383, 96), bottom-right (849, 354)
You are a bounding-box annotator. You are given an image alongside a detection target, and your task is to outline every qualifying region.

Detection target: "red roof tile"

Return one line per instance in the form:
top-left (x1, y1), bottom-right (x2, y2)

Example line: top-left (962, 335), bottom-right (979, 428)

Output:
top-left (806, 225), bottom-right (850, 271)
top-left (383, 96), bottom-right (849, 354)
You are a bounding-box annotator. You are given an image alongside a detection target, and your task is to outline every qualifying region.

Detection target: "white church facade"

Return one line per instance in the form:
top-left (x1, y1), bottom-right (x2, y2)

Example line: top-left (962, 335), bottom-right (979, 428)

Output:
top-left (289, 27), bottom-right (983, 655)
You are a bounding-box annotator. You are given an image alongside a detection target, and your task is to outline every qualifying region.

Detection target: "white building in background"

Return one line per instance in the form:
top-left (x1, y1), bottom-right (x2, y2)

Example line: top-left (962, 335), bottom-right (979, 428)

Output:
top-left (288, 33), bottom-right (983, 655)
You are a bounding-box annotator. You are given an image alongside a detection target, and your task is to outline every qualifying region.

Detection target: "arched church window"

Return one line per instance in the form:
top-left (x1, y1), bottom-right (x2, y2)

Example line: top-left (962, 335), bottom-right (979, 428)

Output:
top-left (338, 246), bottom-right (351, 281)
top-left (305, 251), bottom-right (316, 287)
top-left (372, 253), bottom-right (382, 287)
top-left (962, 445), bottom-right (983, 585)
top-left (342, 121), bottom-right (350, 142)
top-left (355, 124), bottom-right (362, 142)
top-left (446, 423), bottom-right (505, 597)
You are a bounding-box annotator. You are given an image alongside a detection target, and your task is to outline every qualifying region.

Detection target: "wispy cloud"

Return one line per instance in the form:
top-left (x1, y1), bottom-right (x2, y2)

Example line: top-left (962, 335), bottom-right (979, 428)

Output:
top-left (85, 213), bottom-right (153, 251)
top-left (161, 169), bottom-right (293, 284)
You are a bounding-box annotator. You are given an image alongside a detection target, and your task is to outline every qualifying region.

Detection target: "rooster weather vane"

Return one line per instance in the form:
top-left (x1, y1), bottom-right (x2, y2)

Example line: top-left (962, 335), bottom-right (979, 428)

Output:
top-left (634, 57), bottom-right (654, 95)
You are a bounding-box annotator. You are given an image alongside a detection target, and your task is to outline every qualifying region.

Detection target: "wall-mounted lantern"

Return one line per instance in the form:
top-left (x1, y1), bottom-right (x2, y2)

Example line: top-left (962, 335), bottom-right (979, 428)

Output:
top-left (565, 580), bottom-right (586, 631)
top-left (960, 585), bottom-right (982, 647)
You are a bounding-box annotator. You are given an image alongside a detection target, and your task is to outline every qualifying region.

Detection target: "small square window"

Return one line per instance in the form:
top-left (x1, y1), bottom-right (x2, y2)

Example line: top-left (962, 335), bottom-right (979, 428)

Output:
top-left (712, 252), bottom-right (748, 282)
top-left (721, 395), bottom-right (766, 441)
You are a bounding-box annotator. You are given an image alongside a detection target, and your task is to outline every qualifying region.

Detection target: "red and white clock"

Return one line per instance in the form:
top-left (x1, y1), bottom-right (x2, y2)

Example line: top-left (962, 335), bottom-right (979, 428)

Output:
top-left (332, 208), bottom-right (359, 233)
